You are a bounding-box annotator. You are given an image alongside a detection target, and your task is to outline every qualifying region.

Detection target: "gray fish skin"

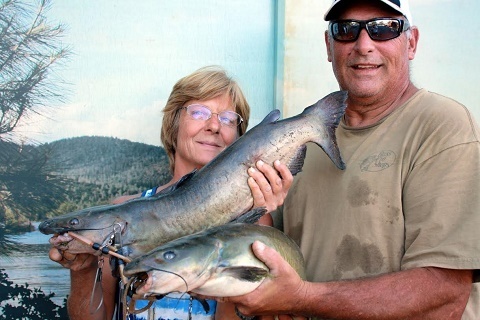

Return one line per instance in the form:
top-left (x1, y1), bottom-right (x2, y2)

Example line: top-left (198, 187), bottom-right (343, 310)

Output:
top-left (39, 91), bottom-right (347, 258)
top-left (123, 223), bottom-right (305, 297)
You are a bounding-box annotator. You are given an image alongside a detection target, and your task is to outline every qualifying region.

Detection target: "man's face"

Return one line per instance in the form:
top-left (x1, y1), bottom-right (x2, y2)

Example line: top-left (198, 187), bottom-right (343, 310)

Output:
top-left (325, 2), bottom-right (418, 103)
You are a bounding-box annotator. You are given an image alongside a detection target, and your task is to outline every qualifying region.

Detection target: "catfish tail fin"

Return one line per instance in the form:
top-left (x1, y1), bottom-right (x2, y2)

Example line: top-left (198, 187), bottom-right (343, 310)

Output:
top-left (303, 91), bottom-right (347, 170)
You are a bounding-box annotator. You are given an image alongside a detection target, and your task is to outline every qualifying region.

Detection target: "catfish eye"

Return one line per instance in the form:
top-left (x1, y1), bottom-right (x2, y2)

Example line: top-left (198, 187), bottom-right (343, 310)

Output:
top-left (69, 218), bottom-right (79, 226)
top-left (163, 251), bottom-right (176, 260)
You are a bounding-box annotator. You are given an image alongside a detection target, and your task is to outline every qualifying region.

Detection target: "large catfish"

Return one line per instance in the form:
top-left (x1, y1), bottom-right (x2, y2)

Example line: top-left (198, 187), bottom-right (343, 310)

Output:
top-left (39, 91), bottom-right (347, 258)
top-left (123, 223), bottom-right (306, 297)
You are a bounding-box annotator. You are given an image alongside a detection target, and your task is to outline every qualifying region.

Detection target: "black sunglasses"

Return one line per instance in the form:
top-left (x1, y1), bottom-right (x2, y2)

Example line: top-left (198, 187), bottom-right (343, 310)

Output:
top-left (329, 17), bottom-right (410, 42)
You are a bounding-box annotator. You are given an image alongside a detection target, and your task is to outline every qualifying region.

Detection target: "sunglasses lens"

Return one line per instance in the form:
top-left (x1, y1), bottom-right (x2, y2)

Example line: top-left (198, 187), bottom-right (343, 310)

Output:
top-left (331, 21), bottom-right (360, 41)
top-left (331, 19), bottom-right (404, 42)
top-left (367, 19), bottom-right (402, 40)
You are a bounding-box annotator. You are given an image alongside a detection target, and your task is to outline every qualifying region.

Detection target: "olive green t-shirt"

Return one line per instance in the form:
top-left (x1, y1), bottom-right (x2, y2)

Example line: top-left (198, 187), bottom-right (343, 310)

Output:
top-left (283, 89), bottom-right (480, 318)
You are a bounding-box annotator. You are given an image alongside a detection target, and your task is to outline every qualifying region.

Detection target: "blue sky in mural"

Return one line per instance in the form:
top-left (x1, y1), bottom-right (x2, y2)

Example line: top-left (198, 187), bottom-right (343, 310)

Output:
top-left (23, 0), bottom-right (480, 146)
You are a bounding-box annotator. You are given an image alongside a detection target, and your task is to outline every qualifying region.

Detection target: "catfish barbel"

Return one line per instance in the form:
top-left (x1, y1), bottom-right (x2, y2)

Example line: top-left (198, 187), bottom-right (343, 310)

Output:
top-left (39, 91), bottom-right (347, 258)
top-left (123, 223), bottom-right (305, 297)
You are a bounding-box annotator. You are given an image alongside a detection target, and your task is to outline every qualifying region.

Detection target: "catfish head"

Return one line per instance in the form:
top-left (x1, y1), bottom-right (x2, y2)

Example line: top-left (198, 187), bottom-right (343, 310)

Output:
top-left (124, 230), bottom-right (222, 297)
top-left (124, 224), bottom-right (270, 298)
top-left (39, 203), bottom-right (129, 255)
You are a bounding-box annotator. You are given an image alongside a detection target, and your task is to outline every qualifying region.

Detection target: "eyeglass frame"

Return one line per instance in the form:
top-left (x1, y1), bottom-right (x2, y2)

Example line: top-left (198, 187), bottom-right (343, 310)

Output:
top-left (182, 103), bottom-right (244, 128)
top-left (329, 17), bottom-right (410, 42)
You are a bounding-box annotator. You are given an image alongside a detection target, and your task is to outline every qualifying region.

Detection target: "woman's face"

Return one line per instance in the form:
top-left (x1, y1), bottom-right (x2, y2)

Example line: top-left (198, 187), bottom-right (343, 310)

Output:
top-left (174, 93), bottom-right (240, 174)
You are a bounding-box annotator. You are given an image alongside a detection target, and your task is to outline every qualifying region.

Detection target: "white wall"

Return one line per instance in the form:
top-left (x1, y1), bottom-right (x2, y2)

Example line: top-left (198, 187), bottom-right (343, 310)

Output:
top-left (279, 0), bottom-right (480, 120)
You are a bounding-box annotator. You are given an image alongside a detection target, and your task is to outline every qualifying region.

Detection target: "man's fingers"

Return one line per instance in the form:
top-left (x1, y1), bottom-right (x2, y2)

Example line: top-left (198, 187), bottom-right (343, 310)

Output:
top-left (49, 248), bottom-right (63, 262)
top-left (251, 241), bottom-right (283, 272)
top-left (257, 160), bottom-right (281, 192)
top-left (273, 160), bottom-right (293, 190)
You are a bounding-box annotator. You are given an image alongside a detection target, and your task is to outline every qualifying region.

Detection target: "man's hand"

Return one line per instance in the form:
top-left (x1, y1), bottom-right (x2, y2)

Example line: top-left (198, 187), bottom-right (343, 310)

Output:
top-left (248, 160), bottom-right (293, 213)
top-left (216, 241), bottom-right (307, 318)
top-left (49, 247), bottom-right (98, 271)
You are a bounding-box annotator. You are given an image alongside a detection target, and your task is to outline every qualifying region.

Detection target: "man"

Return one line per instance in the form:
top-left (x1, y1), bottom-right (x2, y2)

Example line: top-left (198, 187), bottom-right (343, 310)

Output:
top-left (218, 0), bottom-right (480, 319)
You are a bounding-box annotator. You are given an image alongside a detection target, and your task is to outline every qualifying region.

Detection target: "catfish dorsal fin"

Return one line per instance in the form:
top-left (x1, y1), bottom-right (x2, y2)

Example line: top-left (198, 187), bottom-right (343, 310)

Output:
top-left (259, 109), bottom-right (281, 125)
top-left (154, 169), bottom-right (197, 196)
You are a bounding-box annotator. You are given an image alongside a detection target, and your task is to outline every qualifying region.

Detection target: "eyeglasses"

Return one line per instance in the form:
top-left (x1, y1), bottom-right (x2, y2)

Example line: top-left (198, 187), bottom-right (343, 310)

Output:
top-left (183, 104), bottom-right (243, 128)
top-left (329, 18), bottom-right (410, 42)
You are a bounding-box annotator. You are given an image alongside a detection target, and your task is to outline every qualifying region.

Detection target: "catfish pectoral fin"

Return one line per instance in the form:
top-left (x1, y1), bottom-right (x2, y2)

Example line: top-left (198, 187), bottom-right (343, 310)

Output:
top-left (222, 266), bottom-right (269, 282)
top-left (230, 207), bottom-right (267, 224)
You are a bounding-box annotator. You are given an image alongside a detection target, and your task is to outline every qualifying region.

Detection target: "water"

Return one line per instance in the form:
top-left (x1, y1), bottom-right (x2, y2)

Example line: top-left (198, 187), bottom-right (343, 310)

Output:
top-left (0, 223), bottom-right (70, 306)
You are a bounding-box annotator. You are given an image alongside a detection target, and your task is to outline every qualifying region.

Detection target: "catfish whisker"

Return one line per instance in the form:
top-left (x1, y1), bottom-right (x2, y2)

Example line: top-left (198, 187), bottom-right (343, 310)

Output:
top-left (156, 268), bottom-right (189, 293)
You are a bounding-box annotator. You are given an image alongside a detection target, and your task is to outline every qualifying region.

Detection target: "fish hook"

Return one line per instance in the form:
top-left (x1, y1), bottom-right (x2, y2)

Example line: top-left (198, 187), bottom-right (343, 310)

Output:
top-left (89, 257), bottom-right (104, 314)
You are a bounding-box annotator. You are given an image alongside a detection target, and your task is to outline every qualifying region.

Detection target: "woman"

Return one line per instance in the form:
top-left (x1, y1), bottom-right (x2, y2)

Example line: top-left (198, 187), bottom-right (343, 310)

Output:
top-left (50, 66), bottom-right (292, 320)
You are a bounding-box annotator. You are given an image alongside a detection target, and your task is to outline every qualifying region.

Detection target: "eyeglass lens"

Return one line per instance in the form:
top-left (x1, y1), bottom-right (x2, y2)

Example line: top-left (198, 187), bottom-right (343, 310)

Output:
top-left (185, 104), bottom-right (242, 127)
top-left (330, 18), bottom-right (407, 42)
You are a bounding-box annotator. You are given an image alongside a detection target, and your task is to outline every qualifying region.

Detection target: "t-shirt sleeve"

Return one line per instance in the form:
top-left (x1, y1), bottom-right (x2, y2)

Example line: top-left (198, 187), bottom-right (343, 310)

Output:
top-left (402, 142), bottom-right (480, 271)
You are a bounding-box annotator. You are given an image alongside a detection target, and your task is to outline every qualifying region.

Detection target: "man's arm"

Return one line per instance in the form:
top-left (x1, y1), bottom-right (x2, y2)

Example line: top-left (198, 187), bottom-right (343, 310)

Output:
top-left (226, 241), bottom-right (473, 319)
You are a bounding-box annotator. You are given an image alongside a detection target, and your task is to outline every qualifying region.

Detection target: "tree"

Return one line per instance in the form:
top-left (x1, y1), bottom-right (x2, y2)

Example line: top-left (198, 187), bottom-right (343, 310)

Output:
top-left (0, 140), bottom-right (70, 227)
top-left (0, 0), bottom-right (69, 142)
top-left (0, 0), bottom-right (70, 226)
top-left (0, 268), bottom-right (68, 319)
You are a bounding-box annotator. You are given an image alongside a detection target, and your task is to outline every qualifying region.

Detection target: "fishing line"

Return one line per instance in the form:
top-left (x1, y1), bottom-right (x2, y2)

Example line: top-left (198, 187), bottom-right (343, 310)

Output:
top-left (159, 268), bottom-right (189, 293)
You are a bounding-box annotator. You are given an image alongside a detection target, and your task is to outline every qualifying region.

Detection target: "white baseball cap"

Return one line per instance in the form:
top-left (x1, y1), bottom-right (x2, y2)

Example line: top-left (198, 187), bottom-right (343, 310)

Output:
top-left (324, 0), bottom-right (413, 24)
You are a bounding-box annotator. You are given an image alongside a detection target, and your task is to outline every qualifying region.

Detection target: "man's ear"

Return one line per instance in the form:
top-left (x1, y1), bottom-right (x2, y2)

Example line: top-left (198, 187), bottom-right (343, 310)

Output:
top-left (325, 30), bottom-right (333, 62)
top-left (408, 27), bottom-right (420, 60)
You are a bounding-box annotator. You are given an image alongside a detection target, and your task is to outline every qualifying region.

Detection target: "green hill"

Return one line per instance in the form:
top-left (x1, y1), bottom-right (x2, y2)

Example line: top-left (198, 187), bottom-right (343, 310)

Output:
top-left (0, 136), bottom-right (171, 227)
top-left (43, 136), bottom-right (170, 191)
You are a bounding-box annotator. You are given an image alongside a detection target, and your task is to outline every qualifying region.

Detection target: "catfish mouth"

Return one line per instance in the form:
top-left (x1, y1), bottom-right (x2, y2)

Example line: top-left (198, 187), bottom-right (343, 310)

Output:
top-left (126, 269), bottom-right (189, 297)
top-left (49, 232), bottom-right (75, 250)
top-left (38, 220), bottom-right (74, 235)
top-left (47, 224), bottom-right (126, 253)
top-left (41, 218), bottom-right (128, 249)
top-left (128, 272), bottom-right (153, 296)
top-left (39, 218), bottom-right (122, 235)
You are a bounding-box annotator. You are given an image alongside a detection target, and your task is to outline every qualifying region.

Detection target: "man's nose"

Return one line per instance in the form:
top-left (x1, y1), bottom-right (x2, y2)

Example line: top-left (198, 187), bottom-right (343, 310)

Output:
top-left (353, 29), bottom-right (375, 54)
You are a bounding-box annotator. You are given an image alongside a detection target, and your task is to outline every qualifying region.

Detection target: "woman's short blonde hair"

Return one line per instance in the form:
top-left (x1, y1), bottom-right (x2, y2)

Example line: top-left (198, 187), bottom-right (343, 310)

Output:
top-left (161, 66), bottom-right (250, 173)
